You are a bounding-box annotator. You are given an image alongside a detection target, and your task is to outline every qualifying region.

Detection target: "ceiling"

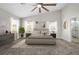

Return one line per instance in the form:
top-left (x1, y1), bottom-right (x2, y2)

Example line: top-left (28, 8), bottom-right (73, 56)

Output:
top-left (0, 3), bottom-right (67, 18)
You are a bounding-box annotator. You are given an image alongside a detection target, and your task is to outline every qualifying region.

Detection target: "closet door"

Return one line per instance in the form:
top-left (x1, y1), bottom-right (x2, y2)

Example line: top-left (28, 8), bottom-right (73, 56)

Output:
top-left (71, 18), bottom-right (79, 43)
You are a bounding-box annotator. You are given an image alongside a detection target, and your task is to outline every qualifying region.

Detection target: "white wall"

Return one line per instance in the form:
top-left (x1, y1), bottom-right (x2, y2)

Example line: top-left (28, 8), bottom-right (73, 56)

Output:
top-left (62, 3), bottom-right (79, 42)
top-left (0, 9), bottom-right (19, 35)
top-left (23, 11), bottom-right (62, 38)
top-left (0, 9), bottom-right (11, 34)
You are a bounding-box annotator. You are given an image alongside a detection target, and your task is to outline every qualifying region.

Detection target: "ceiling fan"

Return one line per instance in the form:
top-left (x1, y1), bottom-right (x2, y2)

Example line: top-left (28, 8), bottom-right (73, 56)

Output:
top-left (31, 3), bottom-right (56, 13)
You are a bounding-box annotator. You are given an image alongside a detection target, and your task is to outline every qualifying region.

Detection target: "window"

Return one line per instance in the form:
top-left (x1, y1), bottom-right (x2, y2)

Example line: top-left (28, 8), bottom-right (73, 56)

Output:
top-left (11, 17), bottom-right (19, 33)
top-left (24, 21), bottom-right (34, 33)
top-left (47, 21), bottom-right (57, 33)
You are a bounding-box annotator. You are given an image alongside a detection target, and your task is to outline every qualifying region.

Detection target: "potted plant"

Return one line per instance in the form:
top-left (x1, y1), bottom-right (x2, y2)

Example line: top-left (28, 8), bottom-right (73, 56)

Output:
top-left (19, 27), bottom-right (25, 37)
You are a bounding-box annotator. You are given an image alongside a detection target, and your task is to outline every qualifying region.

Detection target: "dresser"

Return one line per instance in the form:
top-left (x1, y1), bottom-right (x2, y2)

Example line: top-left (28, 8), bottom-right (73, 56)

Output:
top-left (0, 33), bottom-right (14, 46)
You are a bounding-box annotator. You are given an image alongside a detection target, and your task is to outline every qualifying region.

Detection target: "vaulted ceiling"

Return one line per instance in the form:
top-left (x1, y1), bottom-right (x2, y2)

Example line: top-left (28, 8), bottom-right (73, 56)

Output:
top-left (0, 3), bottom-right (67, 18)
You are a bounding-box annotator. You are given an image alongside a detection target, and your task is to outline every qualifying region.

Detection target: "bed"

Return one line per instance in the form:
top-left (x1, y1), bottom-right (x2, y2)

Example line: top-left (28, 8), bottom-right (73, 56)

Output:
top-left (25, 34), bottom-right (56, 45)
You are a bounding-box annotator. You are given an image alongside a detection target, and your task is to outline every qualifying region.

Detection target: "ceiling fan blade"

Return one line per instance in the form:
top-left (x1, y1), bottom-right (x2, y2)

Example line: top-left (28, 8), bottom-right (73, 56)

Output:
top-left (20, 3), bottom-right (26, 5)
top-left (39, 8), bottom-right (41, 13)
top-left (43, 4), bottom-right (56, 6)
top-left (42, 6), bottom-right (49, 12)
top-left (32, 4), bottom-right (37, 6)
top-left (31, 7), bottom-right (37, 12)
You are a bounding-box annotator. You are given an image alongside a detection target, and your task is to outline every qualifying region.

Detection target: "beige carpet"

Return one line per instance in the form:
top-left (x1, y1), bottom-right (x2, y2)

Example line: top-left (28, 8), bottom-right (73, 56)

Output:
top-left (0, 39), bottom-right (79, 55)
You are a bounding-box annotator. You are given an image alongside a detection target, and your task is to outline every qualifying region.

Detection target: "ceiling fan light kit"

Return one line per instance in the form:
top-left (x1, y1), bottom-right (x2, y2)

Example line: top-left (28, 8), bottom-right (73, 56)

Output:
top-left (31, 3), bottom-right (56, 13)
top-left (37, 4), bottom-right (41, 8)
